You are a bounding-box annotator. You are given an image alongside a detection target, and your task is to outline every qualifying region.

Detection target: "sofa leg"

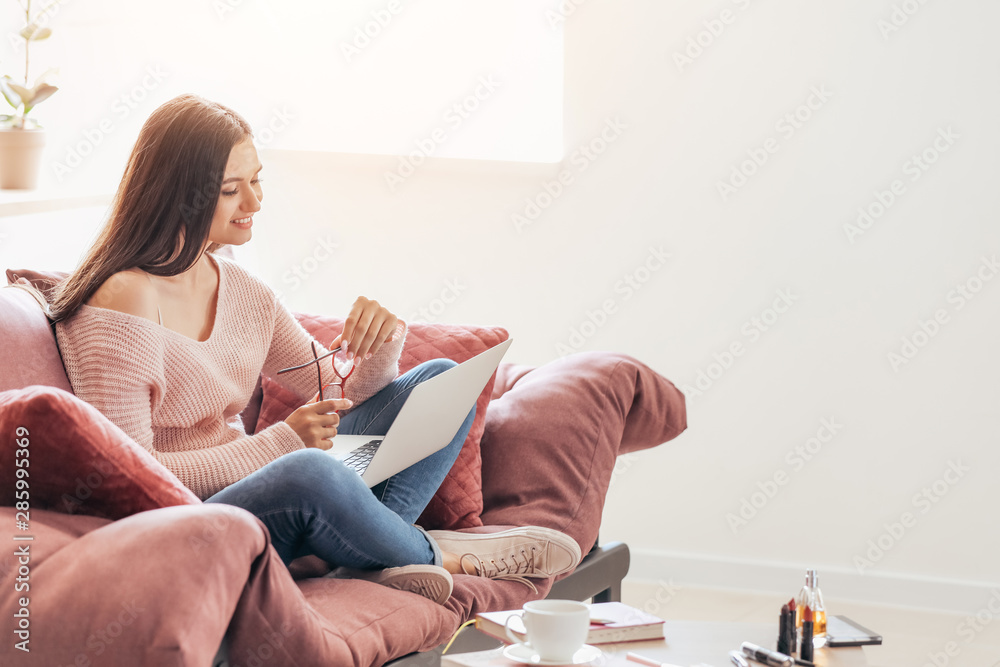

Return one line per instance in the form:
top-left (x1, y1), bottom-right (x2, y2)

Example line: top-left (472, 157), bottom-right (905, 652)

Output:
top-left (592, 578), bottom-right (622, 604)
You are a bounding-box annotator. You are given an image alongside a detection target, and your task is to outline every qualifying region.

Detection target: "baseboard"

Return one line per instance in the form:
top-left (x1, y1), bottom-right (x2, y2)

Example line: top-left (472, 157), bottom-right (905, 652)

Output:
top-left (627, 548), bottom-right (1000, 615)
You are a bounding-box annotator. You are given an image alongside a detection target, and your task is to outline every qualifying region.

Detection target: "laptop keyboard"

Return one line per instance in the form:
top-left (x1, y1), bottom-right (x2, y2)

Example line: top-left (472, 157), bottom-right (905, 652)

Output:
top-left (340, 439), bottom-right (383, 474)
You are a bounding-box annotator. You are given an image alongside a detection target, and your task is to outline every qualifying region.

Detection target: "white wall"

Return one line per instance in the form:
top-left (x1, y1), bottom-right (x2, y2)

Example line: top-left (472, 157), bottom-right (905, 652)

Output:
top-left (2, 0), bottom-right (997, 613)
top-left (246, 1), bottom-right (1000, 612)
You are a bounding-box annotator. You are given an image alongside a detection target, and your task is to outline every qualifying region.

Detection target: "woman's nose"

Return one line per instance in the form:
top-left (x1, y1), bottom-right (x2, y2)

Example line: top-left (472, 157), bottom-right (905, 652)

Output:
top-left (245, 189), bottom-right (262, 212)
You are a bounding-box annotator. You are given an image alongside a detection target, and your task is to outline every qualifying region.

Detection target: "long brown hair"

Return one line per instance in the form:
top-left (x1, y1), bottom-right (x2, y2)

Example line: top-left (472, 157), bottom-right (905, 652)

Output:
top-left (48, 94), bottom-right (253, 322)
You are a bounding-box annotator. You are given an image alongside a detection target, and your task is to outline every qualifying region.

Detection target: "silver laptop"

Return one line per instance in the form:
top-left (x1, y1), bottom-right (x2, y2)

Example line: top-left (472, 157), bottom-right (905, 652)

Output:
top-left (327, 339), bottom-right (512, 487)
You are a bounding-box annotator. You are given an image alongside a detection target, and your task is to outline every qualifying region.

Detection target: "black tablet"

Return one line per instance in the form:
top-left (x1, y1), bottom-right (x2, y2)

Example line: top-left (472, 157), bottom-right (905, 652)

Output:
top-left (826, 615), bottom-right (883, 647)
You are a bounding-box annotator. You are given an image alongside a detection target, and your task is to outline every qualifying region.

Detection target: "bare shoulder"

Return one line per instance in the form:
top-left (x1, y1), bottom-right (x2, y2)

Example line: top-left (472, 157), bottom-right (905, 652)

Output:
top-left (87, 268), bottom-right (160, 322)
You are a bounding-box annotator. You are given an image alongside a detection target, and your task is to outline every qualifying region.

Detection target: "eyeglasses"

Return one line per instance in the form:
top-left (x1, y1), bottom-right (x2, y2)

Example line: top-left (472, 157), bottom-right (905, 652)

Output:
top-left (277, 341), bottom-right (355, 403)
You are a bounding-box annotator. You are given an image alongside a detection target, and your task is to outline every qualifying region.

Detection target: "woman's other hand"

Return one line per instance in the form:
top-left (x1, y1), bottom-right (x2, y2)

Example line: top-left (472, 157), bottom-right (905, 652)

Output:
top-left (285, 398), bottom-right (352, 449)
top-left (336, 296), bottom-right (398, 363)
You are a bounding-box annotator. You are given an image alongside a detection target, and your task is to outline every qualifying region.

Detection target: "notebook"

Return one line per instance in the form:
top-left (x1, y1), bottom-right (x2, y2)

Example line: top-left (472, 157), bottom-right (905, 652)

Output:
top-left (475, 602), bottom-right (665, 645)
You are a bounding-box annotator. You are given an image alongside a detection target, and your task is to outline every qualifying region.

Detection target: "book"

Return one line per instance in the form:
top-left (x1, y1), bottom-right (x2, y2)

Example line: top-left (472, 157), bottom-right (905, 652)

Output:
top-left (474, 602), bottom-right (665, 646)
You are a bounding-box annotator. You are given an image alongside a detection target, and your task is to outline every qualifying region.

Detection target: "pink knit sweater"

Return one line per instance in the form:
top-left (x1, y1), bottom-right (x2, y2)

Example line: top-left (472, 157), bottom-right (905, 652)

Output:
top-left (55, 254), bottom-right (406, 500)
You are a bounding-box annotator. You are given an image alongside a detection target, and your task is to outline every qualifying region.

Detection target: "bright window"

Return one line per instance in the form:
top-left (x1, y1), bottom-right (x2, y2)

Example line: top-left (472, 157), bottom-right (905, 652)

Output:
top-left (4, 0), bottom-right (563, 194)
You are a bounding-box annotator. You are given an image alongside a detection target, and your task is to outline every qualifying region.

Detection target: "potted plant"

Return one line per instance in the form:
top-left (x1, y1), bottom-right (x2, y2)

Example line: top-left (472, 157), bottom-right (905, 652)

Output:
top-left (0, 0), bottom-right (59, 189)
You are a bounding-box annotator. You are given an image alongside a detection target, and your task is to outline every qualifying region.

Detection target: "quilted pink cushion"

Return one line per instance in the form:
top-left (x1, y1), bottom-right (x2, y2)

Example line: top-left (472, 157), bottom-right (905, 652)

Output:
top-left (480, 352), bottom-right (688, 556)
top-left (256, 315), bottom-right (509, 530)
top-left (0, 385), bottom-right (201, 520)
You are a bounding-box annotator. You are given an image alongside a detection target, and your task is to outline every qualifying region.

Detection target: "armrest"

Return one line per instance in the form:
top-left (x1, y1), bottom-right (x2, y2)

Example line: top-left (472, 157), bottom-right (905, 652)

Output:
top-left (0, 505), bottom-right (261, 665)
top-left (481, 352), bottom-right (686, 555)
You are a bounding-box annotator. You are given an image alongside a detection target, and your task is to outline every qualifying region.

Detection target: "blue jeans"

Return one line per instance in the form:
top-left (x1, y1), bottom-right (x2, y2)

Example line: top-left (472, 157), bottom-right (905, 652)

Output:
top-left (205, 359), bottom-right (472, 569)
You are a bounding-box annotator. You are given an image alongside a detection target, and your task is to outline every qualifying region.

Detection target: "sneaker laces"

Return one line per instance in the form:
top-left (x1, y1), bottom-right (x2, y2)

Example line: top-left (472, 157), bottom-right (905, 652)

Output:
top-left (458, 548), bottom-right (540, 593)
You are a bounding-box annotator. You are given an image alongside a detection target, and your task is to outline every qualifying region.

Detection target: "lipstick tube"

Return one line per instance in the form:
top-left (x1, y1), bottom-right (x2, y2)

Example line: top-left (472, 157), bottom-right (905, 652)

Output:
top-left (787, 599), bottom-right (797, 655)
top-left (800, 606), bottom-right (815, 662)
top-left (777, 604), bottom-right (791, 654)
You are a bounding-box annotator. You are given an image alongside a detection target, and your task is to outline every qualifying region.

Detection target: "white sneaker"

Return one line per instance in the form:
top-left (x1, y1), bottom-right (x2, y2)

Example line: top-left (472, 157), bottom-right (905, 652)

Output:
top-left (325, 564), bottom-right (454, 604)
top-left (427, 526), bottom-right (582, 590)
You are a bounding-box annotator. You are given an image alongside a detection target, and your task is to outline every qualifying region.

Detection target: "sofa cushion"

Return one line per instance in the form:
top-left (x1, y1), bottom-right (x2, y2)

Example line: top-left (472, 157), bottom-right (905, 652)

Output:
top-left (5, 266), bottom-right (277, 445)
top-left (0, 286), bottom-right (73, 393)
top-left (0, 385), bottom-right (200, 520)
top-left (479, 351), bottom-right (688, 556)
top-left (256, 315), bottom-right (508, 530)
top-left (0, 504), bottom-right (285, 667)
top-left (5, 267), bottom-right (67, 298)
top-left (0, 504), bottom-right (463, 667)
top-left (296, 576), bottom-right (460, 664)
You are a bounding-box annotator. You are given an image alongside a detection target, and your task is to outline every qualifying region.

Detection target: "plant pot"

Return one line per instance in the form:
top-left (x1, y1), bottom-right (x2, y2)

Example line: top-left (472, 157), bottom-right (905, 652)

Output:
top-left (0, 127), bottom-right (46, 189)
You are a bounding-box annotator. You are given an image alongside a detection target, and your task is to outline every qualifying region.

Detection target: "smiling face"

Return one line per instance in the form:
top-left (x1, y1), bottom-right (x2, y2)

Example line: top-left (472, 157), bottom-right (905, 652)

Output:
top-left (206, 136), bottom-right (263, 247)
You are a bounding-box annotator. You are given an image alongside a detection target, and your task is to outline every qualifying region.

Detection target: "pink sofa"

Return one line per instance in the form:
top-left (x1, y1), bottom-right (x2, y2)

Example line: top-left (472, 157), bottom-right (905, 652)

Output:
top-left (0, 279), bottom-right (687, 667)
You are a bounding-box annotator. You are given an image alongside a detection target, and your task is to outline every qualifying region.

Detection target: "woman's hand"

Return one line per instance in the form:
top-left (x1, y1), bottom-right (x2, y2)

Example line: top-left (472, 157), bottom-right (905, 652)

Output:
top-left (285, 398), bottom-right (352, 449)
top-left (335, 296), bottom-right (398, 363)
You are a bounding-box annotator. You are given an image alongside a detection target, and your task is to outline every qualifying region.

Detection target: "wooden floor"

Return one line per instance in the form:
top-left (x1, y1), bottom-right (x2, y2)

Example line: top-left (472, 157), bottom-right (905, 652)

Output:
top-left (622, 580), bottom-right (1000, 667)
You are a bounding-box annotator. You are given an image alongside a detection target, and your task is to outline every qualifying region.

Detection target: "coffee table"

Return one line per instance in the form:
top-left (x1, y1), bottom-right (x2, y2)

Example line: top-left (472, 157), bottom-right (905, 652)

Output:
top-left (421, 620), bottom-right (872, 667)
top-left (595, 620), bottom-right (869, 666)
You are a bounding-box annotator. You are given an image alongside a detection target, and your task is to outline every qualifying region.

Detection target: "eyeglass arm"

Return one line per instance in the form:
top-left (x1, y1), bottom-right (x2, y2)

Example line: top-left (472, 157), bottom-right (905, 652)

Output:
top-left (276, 346), bottom-right (342, 375)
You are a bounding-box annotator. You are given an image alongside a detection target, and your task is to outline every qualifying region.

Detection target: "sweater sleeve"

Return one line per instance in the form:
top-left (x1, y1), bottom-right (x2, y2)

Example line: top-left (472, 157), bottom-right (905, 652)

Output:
top-left (261, 293), bottom-right (407, 410)
top-left (146, 422), bottom-right (305, 500)
top-left (57, 310), bottom-right (306, 500)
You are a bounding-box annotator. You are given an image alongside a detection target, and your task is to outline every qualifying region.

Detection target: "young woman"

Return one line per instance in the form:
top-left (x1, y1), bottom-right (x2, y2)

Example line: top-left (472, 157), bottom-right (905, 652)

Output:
top-left (46, 94), bottom-right (581, 603)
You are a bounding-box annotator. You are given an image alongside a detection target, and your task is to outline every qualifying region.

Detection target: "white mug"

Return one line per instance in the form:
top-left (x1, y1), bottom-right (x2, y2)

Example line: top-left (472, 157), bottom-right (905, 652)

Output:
top-left (504, 599), bottom-right (591, 662)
